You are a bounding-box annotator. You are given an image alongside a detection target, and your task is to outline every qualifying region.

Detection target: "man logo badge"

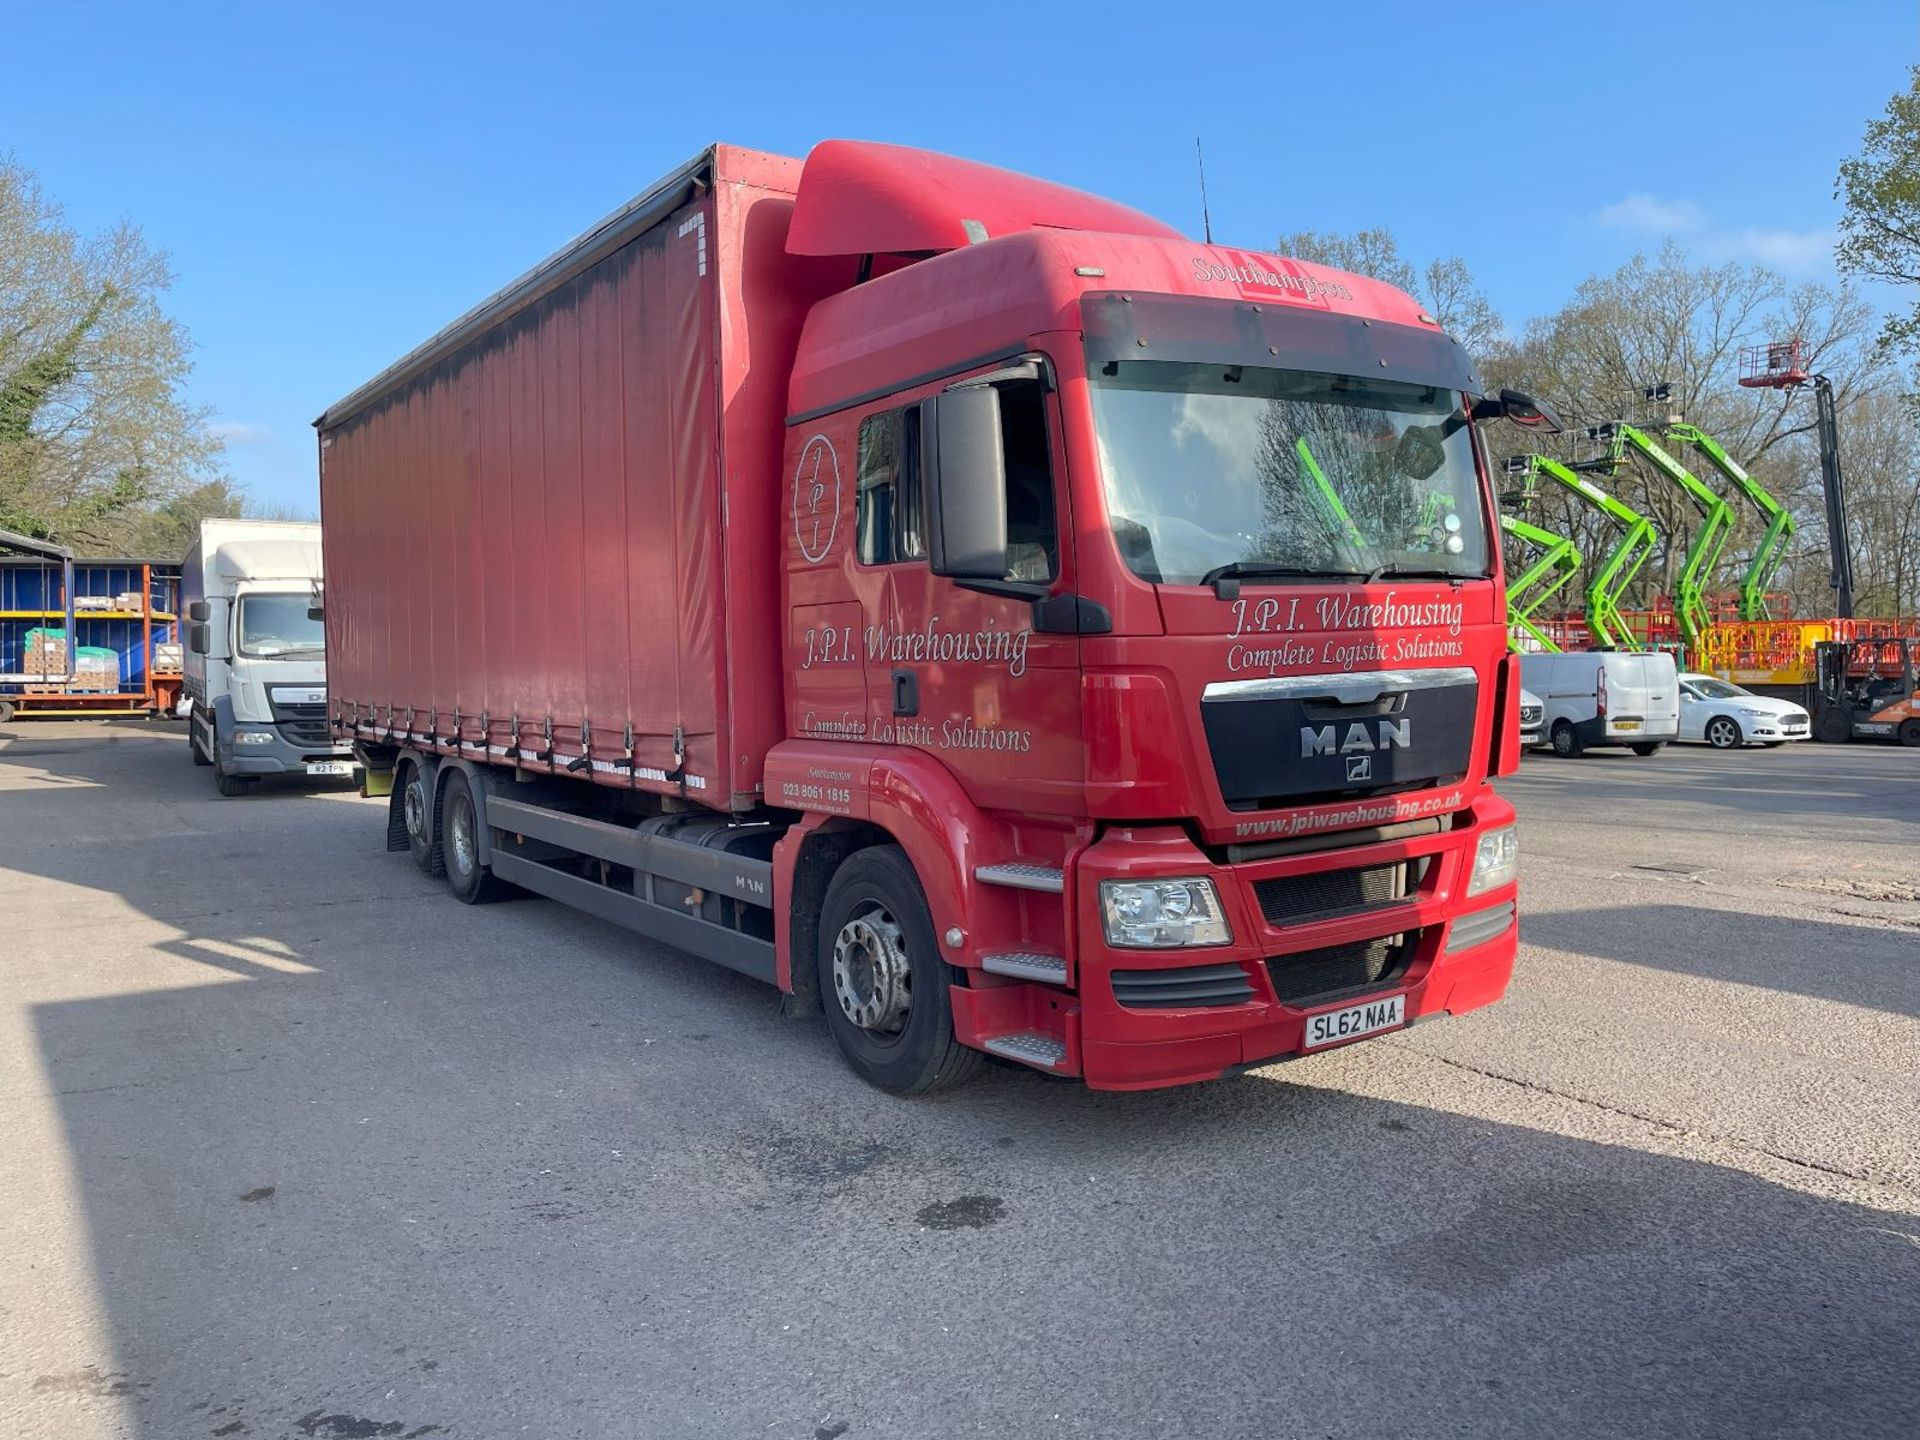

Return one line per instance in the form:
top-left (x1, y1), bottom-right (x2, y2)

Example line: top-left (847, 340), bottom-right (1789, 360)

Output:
top-left (1345, 754), bottom-right (1373, 782)
top-left (1301, 718), bottom-right (1411, 758)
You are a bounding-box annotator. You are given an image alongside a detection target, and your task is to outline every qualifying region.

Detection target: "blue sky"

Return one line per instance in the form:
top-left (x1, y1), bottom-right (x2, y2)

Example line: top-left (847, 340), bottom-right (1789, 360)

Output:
top-left (4, 1), bottom-right (1914, 512)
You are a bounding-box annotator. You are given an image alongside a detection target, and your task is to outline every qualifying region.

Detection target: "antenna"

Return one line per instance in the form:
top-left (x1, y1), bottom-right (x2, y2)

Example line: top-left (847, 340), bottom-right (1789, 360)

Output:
top-left (1195, 137), bottom-right (1213, 245)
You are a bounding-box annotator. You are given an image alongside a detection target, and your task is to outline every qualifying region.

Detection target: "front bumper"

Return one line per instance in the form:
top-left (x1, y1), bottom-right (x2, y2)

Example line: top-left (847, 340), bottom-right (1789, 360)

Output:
top-left (955, 791), bottom-right (1519, 1091)
top-left (226, 724), bottom-right (356, 775)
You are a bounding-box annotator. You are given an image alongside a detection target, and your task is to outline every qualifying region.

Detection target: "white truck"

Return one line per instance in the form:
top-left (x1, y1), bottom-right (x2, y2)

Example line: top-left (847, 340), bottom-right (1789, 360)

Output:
top-left (181, 519), bottom-right (356, 796)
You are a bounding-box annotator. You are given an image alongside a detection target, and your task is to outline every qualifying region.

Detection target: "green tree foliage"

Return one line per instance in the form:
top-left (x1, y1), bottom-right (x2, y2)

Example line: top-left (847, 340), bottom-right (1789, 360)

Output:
top-left (0, 157), bottom-right (227, 549)
top-left (1836, 65), bottom-right (1920, 358)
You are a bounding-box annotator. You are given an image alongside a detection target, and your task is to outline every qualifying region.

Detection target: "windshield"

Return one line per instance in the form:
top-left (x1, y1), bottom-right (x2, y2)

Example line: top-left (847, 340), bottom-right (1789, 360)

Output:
top-left (1089, 361), bottom-right (1489, 586)
top-left (237, 594), bottom-right (325, 658)
top-left (1687, 677), bottom-right (1747, 699)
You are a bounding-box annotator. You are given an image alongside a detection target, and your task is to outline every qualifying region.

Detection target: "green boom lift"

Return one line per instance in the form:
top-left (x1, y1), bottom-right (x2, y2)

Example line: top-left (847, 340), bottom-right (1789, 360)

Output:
top-left (1586, 423), bottom-right (1734, 653)
top-left (1500, 512), bottom-right (1581, 652)
top-left (1504, 454), bottom-right (1659, 651)
top-left (1663, 423), bottom-right (1794, 621)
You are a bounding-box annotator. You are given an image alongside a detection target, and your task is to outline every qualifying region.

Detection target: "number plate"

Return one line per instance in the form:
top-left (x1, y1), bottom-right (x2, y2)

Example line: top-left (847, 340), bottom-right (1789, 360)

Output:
top-left (306, 760), bottom-right (354, 777)
top-left (1611, 719), bottom-right (1642, 731)
top-left (1303, 994), bottom-right (1406, 1051)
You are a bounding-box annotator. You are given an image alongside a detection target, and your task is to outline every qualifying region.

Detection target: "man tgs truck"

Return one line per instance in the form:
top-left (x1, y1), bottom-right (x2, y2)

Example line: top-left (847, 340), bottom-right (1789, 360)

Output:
top-left (317, 142), bottom-right (1552, 1092)
top-left (183, 519), bottom-right (357, 796)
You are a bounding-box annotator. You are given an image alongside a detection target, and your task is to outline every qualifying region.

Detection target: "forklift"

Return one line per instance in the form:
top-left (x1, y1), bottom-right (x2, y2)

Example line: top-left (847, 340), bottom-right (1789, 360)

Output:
top-left (1812, 637), bottom-right (1919, 745)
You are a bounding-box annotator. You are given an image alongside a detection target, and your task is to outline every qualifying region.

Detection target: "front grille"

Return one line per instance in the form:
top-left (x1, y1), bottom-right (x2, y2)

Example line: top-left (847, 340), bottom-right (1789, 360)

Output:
top-left (1253, 861), bottom-right (1418, 926)
top-left (1265, 934), bottom-right (1413, 1005)
top-left (277, 717), bottom-right (333, 747)
top-left (1520, 704), bottom-right (1544, 726)
top-left (1112, 962), bottom-right (1255, 1009)
top-left (269, 698), bottom-right (331, 748)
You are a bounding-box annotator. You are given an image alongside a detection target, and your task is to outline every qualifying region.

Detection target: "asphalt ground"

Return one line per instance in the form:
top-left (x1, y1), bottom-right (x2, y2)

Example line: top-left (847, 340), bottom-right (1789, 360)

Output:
top-left (1, 719), bottom-right (1915, 1440)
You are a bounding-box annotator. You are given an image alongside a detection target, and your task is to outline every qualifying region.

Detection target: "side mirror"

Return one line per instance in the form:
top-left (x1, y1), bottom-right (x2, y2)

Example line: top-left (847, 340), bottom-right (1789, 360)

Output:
top-left (187, 600), bottom-right (210, 622)
top-left (307, 606), bottom-right (325, 622)
top-left (921, 386), bottom-right (1008, 581)
top-left (1472, 389), bottom-right (1564, 434)
top-left (188, 623), bottom-right (211, 655)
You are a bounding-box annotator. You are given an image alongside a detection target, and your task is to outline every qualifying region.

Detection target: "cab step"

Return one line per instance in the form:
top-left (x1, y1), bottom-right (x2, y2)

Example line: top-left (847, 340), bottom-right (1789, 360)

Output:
top-left (980, 1031), bottom-right (1069, 1071)
top-left (980, 951), bottom-right (1068, 985)
top-left (974, 862), bottom-right (1064, 893)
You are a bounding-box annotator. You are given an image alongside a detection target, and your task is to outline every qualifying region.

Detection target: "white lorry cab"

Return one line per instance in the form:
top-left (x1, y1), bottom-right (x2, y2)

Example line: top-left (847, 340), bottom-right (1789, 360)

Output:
top-left (181, 519), bottom-right (357, 796)
top-left (1520, 649), bottom-right (1680, 758)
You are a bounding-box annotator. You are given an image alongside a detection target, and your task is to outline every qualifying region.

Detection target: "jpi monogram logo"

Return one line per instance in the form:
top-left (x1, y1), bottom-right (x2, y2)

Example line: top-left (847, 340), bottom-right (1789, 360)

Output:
top-left (791, 434), bottom-right (840, 563)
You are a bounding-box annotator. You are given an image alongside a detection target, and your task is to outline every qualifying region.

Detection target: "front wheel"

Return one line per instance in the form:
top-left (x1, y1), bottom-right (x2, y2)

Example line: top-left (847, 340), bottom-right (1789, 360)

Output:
top-left (439, 769), bottom-right (501, 903)
top-left (1813, 708), bottom-right (1852, 744)
top-left (213, 756), bottom-right (256, 797)
top-left (1550, 721), bottom-right (1583, 758)
top-left (817, 845), bottom-right (981, 1094)
top-left (1630, 741), bottom-right (1665, 757)
top-left (1704, 715), bottom-right (1743, 750)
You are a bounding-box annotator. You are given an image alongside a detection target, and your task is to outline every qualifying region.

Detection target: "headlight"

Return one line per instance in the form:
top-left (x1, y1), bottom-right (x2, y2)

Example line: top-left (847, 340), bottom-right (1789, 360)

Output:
top-left (1467, 825), bottom-right (1518, 897)
top-left (235, 729), bottom-right (276, 745)
top-left (1100, 878), bottom-right (1231, 949)
top-left (1738, 707), bottom-right (1773, 718)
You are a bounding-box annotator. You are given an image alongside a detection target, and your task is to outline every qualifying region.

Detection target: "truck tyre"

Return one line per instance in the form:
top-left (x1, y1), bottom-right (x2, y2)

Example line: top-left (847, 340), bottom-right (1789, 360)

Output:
top-left (400, 759), bottom-right (444, 876)
top-left (817, 845), bottom-right (982, 1095)
top-left (189, 725), bottom-right (211, 765)
top-left (1813, 708), bottom-right (1851, 744)
top-left (213, 755), bottom-right (256, 797)
top-left (1630, 741), bottom-right (1664, 756)
top-left (1901, 719), bottom-right (1920, 748)
top-left (439, 768), bottom-right (501, 904)
top-left (1703, 715), bottom-right (1743, 750)
top-left (1550, 720), bottom-right (1583, 758)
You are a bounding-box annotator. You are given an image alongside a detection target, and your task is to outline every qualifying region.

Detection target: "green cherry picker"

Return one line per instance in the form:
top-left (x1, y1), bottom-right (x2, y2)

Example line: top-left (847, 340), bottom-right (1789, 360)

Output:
top-left (1504, 454), bottom-right (1658, 651)
top-left (1585, 423), bottom-right (1734, 655)
top-left (1500, 512), bottom-right (1581, 651)
top-left (1663, 423), bottom-right (1794, 621)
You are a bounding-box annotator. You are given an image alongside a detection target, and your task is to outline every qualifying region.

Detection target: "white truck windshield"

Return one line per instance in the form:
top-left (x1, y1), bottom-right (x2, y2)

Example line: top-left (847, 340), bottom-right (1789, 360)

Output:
top-left (238, 594), bottom-right (325, 658)
top-left (1090, 362), bottom-right (1489, 586)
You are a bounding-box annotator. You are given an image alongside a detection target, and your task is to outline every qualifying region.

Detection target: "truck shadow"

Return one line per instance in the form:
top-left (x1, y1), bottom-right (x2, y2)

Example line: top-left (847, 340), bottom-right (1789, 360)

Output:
top-left (8, 726), bottom-right (1918, 1438)
top-left (25, 964), bottom-right (1920, 1439)
top-left (1520, 901), bottom-right (1920, 1020)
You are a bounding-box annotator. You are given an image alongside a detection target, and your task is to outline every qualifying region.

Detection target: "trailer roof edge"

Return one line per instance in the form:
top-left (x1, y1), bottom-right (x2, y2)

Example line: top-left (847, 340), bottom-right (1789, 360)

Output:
top-left (0, 528), bottom-right (73, 561)
top-left (314, 147), bottom-right (716, 432)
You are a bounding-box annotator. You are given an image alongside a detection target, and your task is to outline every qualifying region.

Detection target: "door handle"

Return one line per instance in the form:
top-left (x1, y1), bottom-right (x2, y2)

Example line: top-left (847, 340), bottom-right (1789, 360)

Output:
top-left (891, 668), bottom-right (919, 717)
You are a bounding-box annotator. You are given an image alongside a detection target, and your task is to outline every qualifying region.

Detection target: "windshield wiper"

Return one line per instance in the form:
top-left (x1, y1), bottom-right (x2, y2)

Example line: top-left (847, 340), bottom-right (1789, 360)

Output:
top-left (1200, 561), bottom-right (1369, 599)
top-left (1363, 563), bottom-right (1477, 585)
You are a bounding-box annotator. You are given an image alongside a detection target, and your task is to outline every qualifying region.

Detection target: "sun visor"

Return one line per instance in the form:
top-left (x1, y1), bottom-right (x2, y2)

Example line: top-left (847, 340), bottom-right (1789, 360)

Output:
top-left (1083, 293), bottom-right (1482, 395)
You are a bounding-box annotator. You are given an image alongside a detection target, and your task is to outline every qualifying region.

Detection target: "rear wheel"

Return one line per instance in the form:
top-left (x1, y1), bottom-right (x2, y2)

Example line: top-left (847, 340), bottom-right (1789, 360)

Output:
top-left (401, 759), bottom-right (443, 876)
top-left (817, 845), bottom-right (981, 1094)
top-left (1550, 721), bottom-right (1583, 758)
top-left (439, 769), bottom-right (501, 903)
top-left (1630, 741), bottom-right (1664, 757)
top-left (1901, 719), bottom-right (1920, 748)
top-left (1704, 715), bottom-right (1743, 750)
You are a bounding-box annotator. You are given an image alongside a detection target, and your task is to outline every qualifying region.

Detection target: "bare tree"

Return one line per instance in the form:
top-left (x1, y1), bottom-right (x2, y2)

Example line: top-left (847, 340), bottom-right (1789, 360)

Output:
top-left (1276, 227), bottom-right (1505, 360)
top-left (0, 157), bottom-right (225, 549)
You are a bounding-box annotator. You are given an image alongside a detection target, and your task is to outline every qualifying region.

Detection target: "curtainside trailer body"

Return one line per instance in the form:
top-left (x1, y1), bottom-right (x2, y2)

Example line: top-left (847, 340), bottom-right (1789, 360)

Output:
top-left (319, 141), bottom-right (1548, 1092)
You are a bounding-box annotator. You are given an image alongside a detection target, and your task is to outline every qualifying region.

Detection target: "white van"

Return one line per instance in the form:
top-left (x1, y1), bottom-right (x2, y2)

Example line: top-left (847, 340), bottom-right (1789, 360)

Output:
top-left (1520, 650), bottom-right (1680, 757)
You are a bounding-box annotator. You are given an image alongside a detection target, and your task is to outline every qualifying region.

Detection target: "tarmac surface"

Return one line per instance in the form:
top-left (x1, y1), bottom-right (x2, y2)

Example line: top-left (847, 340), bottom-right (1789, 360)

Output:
top-left (1, 718), bottom-right (1915, 1440)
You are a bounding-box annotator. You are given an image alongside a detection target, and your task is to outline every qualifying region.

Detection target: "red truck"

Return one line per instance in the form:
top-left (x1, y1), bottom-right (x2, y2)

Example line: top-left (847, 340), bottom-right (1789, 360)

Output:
top-left (317, 141), bottom-right (1554, 1093)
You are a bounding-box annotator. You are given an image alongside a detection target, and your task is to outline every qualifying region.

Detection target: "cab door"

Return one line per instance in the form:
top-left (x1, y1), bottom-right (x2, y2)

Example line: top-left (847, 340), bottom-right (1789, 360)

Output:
top-left (868, 366), bottom-right (1085, 817)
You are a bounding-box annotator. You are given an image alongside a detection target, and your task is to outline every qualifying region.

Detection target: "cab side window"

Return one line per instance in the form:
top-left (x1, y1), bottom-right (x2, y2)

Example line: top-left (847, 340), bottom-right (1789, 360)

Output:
top-left (997, 379), bottom-right (1057, 583)
top-left (856, 407), bottom-right (924, 565)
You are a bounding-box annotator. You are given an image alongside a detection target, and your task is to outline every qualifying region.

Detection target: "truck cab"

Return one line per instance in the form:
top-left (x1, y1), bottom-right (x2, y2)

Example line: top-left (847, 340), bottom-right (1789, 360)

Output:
top-left (765, 145), bottom-right (1539, 1089)
top-left (183, 520), bottom-right (357, 796)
